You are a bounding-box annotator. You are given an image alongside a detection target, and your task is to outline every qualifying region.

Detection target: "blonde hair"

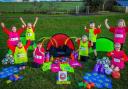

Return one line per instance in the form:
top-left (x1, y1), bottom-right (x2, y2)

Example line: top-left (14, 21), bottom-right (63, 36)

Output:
top-left (82, 35), bottom-right (88, 40)
top-left (118, 19), bottom-right (126, 27)
top-left (115, 43), bottom-right (121, 48)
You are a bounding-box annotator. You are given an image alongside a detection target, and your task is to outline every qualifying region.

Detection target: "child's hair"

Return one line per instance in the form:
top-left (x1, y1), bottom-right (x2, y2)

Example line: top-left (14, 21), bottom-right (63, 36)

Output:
top-left (118, 19), bottom-right (126, 26)
top-left (89, 21), bottom-right (95, 27)
top-left (17, 40), bottom-right (22, 44)
top-left (115, 43), bottom-right (121, 48)
top-left (17, 41), bottom-right (22, 46)
top-left (37, 41), bottom-right (42, 45)
top-left (11, 25), bottom-right (16, 29)
top-left (90, 21), bottom-right (95, 24)
top-left (82, 35), bottom-right (88, 40)
top-left (11, 25), bottom-right (15, 27)
top-left (27, 22), bottom-right (32, 25)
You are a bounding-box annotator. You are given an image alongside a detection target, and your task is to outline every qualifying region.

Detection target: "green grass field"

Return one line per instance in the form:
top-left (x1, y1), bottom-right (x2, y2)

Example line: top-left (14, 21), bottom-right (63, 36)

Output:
top-left (0, 13), bottom-right (128, 89)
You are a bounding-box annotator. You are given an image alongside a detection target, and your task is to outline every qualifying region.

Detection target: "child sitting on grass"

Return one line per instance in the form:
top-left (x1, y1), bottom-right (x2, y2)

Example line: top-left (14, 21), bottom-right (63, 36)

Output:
top-left (107, 43), bottom-right (128, 72)
top-left (19, 17), bottom-right (38, 49)
top-left (84, 22), bottom-right (101, 59)
top-left (76, 35), bottom-right (91, 62)
top-left (105, 19), bottom-right (128, 49)
top-left (0, 22), bottom-right (26, 48)
top-left (9, 40), bottom-right (31, 69)
top-left (32, 42), bottom-right (45, 68)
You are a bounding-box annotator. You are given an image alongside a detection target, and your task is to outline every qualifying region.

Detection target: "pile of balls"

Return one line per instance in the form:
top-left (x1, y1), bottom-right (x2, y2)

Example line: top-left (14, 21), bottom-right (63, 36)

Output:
top-left (83, 72), bottom-right (112, 89)
top-left (2, 54), bottom-right (14, 65)
top-left (93, 57), bottom-right (113, 75)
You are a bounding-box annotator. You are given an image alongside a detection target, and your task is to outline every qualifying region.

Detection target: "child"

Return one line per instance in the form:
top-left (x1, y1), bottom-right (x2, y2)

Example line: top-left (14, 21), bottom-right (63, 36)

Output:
top-left (105, 19), bottom-right (128, 49)
top-left (76, 35), bottom-right (91, 61)
top-left (85, 22), bottom-right (101, 59)
top-left (9, 40), bottom-right (31, 69)
top-left (0, 22), bottom-right (26, 48)
top-left (107, 43), bottom-right (128, 72)
top-left (32, 42), bottom-right (45, 68)
top-left (19, 17), bottom-right (38, 48)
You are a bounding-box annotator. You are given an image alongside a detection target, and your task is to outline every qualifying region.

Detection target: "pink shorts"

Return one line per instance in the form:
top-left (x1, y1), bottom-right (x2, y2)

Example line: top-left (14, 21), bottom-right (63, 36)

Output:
top-left (111, 60), bottom-right (124, 69)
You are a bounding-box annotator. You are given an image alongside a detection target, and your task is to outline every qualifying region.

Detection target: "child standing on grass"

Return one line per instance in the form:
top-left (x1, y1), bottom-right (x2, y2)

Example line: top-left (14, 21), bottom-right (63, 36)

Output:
top-left (105, 19), bottom-right (128, 49)
top-left (19, 17), bottom-right (38, 48)
top-left (0, 22), bottom-right (26, 48)
top-left (84, 22), bottom-right (101, 59)
top-left (76, 35), bottom-right (91, 62)
top-left (9, 40), bottom-right (31, 69)
top-left (32, 42), bottom-right (45, 68)
top-left (107, 43), bottom-right (128, 72)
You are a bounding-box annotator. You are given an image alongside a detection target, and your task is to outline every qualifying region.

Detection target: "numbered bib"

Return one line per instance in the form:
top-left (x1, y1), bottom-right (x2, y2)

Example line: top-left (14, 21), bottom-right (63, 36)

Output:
top-left (80, 47), bottom-right (86, 50)
top-left (114, 58), bottom-right (120, 63)
top-left (115, 34), bottom-right (123, 38)
top-left (17, 54), bottom-right (25, 58)
top-left (35, 55), bottom-right (42, 59)
top-left (10, 37), bottom-right (19, 41)
top-left (27, 33), bottom-right (32, 36)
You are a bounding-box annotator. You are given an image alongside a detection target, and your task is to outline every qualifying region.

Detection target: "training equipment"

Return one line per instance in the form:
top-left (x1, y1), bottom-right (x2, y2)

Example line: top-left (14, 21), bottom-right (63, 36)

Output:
top-left (78, 81), bottom-right (95, 89)
top-left (0, 66), bottom-right (24, 83)
top-left (45, 52), bottom-right (50, 62)
top-left (93, 57), bottom-right (113, 75)
top-left (90, 38), bottom-right (114, 52)
top-left (69, 51), bottom-right (82, 68)
top-left (41, 51), bottom-right (81, 73)
top-left (83, 72), bottom-right (112, 89)
top-left (60, 63), bottom-right (74, 73)
top-left (47, 33), bottom-right (75, 57)
top-left (51, 64), bottom-right (61, 73)
top-left (39, 34), bottom-right (81, 73)
top-left (112, 71), bottom-right (120, 79)
top-left (0, 66), bottom-right (19, 78)
top-left (2, 54), bottom-right (14, 65)
top-left (42, 62), bottom-right (52, 71)
top-left (69, 60), bottom-right (82, 68)
top-left (6, 74), bottom-right (24, 84)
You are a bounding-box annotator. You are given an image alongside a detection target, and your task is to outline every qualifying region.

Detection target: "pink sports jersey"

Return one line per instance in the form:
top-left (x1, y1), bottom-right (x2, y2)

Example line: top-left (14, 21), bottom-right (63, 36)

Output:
top-left (34, 47), bottom-right (45, 64)
top-left (114, 27), bottom-right (126, 44)
top-left (8, 32), bottom-right (20, 46)
top-left (111, 50), bottom-right (125, 69)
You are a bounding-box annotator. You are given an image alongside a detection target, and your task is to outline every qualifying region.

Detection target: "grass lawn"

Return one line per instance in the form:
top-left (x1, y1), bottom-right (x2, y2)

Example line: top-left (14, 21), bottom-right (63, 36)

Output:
top-left (0, 13), bottom-right (128, 89)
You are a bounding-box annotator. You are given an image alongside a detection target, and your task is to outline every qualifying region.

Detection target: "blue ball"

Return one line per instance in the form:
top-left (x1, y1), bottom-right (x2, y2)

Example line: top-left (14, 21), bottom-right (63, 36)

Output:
top-left (0, 72), bottom-right (7, 78)
top-left (104, 78), bottom-right (112, 83)
top-left (95, 83), bottom-right (104, 88)
top-left (103, 82), bottom-right (112, 89)
top-left (9, 75), bottom-right (15, 81)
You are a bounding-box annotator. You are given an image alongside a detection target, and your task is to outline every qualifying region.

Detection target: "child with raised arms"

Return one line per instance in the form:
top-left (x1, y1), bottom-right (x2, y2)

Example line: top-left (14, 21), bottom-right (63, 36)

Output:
top-left (84, 22), bottom-right (101, 59)
top-left (0, 22), bottom-right (26, 48)
top-left (105, 19), bottom-right (128, 49)
top-left (19, 17), bottom-right (38, 48)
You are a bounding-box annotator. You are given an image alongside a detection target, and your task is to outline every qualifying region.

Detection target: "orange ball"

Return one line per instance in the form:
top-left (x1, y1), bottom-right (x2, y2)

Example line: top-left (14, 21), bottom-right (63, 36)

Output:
top-left (90, 82), bottom-right (95, 87)
top-left (112, 71), bottom-right (120, 79)
top-left (86, 83), bottom-right (91, 89)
